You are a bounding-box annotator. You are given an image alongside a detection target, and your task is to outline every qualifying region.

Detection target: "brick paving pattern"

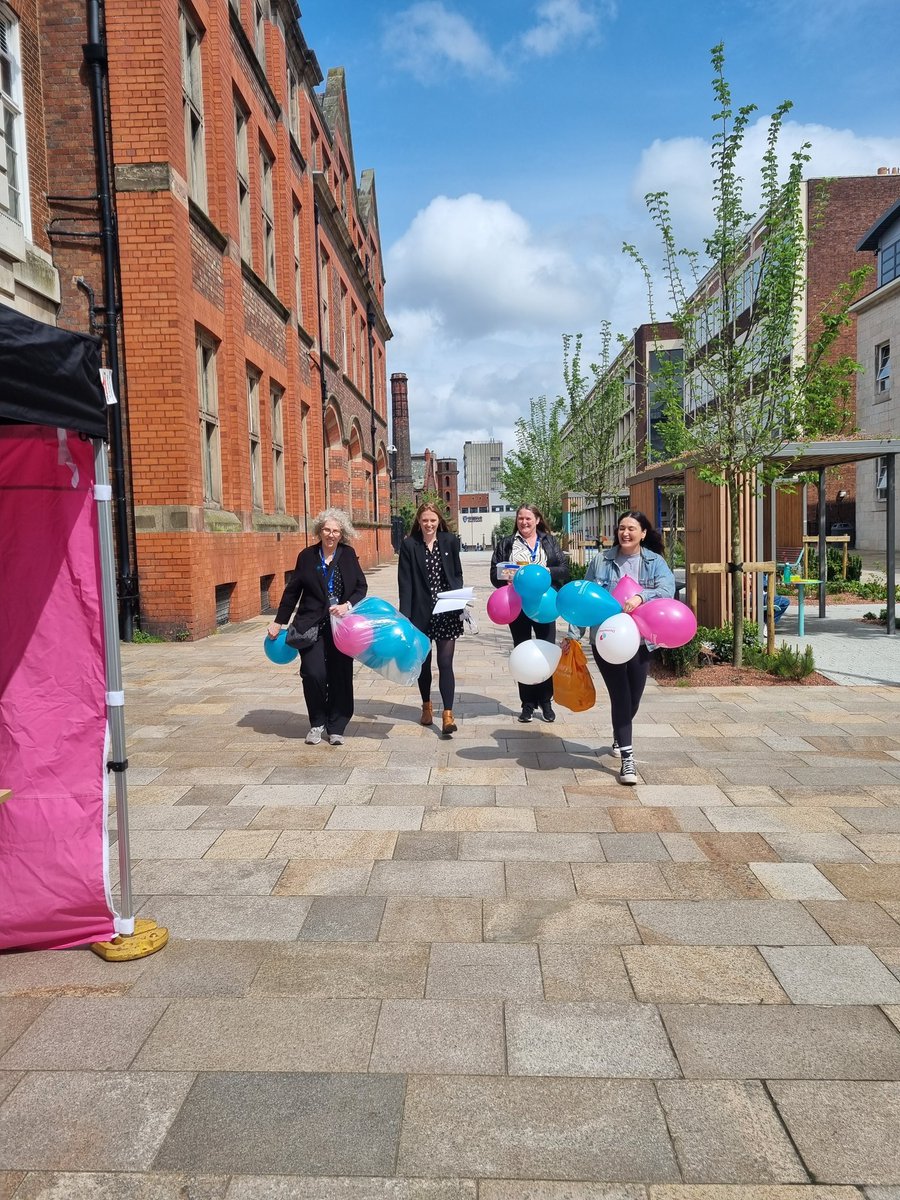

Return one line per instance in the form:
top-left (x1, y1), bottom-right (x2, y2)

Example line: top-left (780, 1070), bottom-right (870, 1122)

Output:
top-left (2, 552), bottom-right (900, 1196)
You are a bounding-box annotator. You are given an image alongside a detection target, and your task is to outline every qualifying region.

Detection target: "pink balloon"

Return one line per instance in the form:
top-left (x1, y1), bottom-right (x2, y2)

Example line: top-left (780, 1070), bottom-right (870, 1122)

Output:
top-left (632, 597), bottom-right (698, 648)
top-left (612, 575), bottom-right (643, 605)
top-left (332, 612), bottom-right (375, 657)
top-left (487, 583), bottom-right (523, 625)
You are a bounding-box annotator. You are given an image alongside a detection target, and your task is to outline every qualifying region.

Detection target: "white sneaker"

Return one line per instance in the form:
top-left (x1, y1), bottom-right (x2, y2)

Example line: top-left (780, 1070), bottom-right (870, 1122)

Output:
top-left (611, 739), bottom-right (621, 758)
top-left (305, 725), bottom-right (324, 745)
top-left (328, 733), bottom-right (344, 746)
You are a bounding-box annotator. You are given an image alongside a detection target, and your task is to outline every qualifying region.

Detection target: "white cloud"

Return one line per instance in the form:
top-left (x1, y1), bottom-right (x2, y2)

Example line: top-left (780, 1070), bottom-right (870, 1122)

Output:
top-left (385, 194), bottom-right (632, 465)
top-left (387, 2), bottom-right (506, 83)
top-left (632, 118), bottom-right (900, 252)
top-left (519, 0), bottom-right (613, 58)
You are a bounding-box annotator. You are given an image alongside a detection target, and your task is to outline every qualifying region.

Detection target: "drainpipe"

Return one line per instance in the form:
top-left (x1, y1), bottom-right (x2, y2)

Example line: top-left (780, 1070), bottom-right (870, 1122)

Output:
top-left (367, 303), bottom-right (378, 529)
top-left (84, 0), bottom-right (137, 639)
top-left (312, 199), bottom-right (330, 502)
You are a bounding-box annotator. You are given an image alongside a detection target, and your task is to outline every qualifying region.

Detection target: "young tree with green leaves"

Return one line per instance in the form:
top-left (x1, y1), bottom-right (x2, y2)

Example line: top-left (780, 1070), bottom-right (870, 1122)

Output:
top-left (625, 43), bottom-right (867, 665)
top-left (499, 394), bottom-right (571, 529)
top-left (563, 325), bottom-right (635, 540)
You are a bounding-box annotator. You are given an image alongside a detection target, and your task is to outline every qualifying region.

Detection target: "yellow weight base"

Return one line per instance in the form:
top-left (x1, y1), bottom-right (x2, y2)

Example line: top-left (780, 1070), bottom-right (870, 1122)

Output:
top-left (91, 917), bottom-right (169, 961)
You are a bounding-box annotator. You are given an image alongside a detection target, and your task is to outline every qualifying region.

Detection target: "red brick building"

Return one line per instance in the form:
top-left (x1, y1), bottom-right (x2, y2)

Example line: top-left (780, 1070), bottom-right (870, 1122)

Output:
top-left (36, 0), bottom-right (391, 637)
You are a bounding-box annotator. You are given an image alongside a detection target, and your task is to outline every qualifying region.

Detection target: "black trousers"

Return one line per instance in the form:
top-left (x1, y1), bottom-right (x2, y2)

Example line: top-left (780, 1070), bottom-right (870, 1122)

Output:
top-left (298, 622), bottom-right (354, 734)
top-left (418, 638), bottom-right (457, 710)
top-left (591, 643), bottom-right (650, 749)
top-left (508, 610), bottom-right (556, 706)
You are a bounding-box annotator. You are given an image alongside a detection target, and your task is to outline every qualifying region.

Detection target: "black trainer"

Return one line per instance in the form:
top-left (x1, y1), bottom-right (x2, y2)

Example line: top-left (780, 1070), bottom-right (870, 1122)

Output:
top-left (518, 704), bottom-right (534, 723)
top-left (619, 753), bottom-right (638, 785)
top-left (540, 702), bottom-right (556, 723)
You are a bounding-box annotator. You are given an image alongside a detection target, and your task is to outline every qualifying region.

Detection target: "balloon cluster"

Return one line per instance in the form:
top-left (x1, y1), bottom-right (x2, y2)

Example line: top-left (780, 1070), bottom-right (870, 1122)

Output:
top-left (333, 596), bottom-right (430, 686)
top-left (489, 562), bottom-right (697, 677)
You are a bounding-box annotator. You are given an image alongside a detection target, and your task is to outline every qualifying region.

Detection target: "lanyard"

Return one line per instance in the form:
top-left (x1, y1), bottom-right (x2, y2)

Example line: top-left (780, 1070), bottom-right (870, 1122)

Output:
top-left (518, 534), bottom-right (540, 563)
top-left (318, 548), bottom-right (337, 598)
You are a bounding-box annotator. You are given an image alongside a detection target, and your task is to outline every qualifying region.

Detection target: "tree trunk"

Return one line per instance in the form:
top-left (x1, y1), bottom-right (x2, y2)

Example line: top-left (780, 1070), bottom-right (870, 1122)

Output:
top-left (728, 472), bottom-right (744, 667)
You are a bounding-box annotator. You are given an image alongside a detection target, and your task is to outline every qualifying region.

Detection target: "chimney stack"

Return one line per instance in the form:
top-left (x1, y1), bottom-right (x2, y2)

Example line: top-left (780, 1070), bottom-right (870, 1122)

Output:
top-left (390, 373), bottom-right (415, 506)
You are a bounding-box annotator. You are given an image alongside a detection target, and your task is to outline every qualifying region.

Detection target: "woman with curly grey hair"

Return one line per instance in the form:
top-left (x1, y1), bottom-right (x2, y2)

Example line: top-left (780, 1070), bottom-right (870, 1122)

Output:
top-left (267, 508), bottom-right (368, 745)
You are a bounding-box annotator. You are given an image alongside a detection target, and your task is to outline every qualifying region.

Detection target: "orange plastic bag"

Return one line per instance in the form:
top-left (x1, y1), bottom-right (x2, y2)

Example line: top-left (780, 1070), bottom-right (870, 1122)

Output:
top-left (552, 638), bottom-right (596, 712)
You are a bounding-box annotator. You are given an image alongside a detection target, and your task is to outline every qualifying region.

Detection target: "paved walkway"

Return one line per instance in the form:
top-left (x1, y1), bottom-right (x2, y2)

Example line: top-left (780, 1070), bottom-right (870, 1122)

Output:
top-left (3, 553), bottom-right (900, 1196)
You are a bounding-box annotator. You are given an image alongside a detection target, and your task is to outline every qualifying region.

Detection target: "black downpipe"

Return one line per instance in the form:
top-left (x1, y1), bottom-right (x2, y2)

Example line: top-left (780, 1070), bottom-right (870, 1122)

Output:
top-left (84, 0), bottom-right (136, 639)
top-left (366, 304), bottom-right (378, 527)
top-left (312, 200), bottom-right (330, 501)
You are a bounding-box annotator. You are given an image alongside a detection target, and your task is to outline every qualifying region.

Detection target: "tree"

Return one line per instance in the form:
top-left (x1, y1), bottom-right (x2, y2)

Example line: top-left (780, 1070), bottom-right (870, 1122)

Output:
top-left (562, 326), bottom-right (634, 540)
top-left (625, 43), bottom-right (868, 665)
top-left (499, 394), bottom-right (571, 530)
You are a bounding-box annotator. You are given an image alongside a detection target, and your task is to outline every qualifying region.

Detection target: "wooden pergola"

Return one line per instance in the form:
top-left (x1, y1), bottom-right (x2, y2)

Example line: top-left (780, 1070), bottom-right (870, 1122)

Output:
top-left (627, 439), bottom-right (899, 635)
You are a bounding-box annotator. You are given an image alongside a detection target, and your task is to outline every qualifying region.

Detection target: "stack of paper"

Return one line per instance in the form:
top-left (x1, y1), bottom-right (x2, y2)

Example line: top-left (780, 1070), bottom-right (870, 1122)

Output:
top-left (433, 586), bottom-right (476, 614)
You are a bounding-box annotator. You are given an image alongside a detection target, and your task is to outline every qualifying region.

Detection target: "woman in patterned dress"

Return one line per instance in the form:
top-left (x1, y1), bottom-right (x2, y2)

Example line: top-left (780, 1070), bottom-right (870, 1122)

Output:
top-left (398, 501), bottom-right (465, 736)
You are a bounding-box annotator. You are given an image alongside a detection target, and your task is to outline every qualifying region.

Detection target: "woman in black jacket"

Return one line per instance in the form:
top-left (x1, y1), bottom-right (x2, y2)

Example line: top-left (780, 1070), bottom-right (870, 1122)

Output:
top-left (490, 503), bottom-right (569, 723)
top-left (266, 508), bottom-right (367, 746)
top-left (398, 501), bottom-right (464, 736)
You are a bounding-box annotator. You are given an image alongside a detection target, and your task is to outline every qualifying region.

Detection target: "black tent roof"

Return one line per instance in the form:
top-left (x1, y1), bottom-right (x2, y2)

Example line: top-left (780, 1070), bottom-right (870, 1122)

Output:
top-left (0, 303), bottom-right (108, 440)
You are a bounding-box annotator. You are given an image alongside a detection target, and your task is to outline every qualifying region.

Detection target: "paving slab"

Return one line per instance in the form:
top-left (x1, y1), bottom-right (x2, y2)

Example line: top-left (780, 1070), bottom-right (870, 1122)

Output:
top-left (770, 1081), bottom-right (900, 1185)
top-left (251, 942), bottom-right (429, 999)
top-left (155, 1072), bottom-right (405, 1175)
top-left (426, 943), bottom-right (543, 999)
top-left (630, 900), bottom-right (833, 945)
top-left (458, 832), bottom-right (605, 862)
top-left (272, 860), bottom-right (373, 895)
top-left (0, 999), bottom-right (49, 1056)
top-left (397, 1075), bottom-right (679, 1182)
top-left (2, 1174), bottom-right (229, 1199)
top-left (760, 946), bottom-right (900, 1005)
top-left (128, 859), bottom-right (288, 895)
top-left (657, 1080), bottom-right (807, 1183)
top-left (127, 940), bottom-right (271, 998)
top-left (622, 947), bottom-right (787, 1005)
top-left (392, 831), bottom-right (460, 861)
top-left (378, 897), bottom-right (483, 942)
top-left (298, 897), bottom-right (386, 940)
top-left (0, 997), bottom-right (168, 1070)
top-left (132, 996), bottom-right (378, 1071)
top-left (0, 1071), bottom-right (194, 1171)
top-left (135, 895), bottom-right (311, 940)
top-left (802, 900), bottom-right (900, 946)
top-left (661, 1003), bottom-right (900, 1079)
top-left (366, 859), bottom-right (506, 897)
top-left (369, 998), bottom-right (504, 1074)
top-left (484, 898), bottom-right (640, 944)
top-left (749, 862), bottom-right (845, 900)
top-left (505, 1001), bottom-right (680, 1078)
top-left (539, 945), bottom-right (635, 1001)
top-left (227, 1180), bottom-right (476, 1200)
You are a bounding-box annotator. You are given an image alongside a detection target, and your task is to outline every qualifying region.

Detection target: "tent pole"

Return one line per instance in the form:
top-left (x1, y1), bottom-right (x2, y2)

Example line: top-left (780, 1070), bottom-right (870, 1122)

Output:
top-left (94, 440), bottom-right (133, 923)
top-left (91, 441), bottom-right (167, 960)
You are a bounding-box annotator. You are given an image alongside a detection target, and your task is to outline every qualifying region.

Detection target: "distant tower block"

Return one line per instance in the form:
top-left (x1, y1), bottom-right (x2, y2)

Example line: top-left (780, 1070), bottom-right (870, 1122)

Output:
top-left (390, 372), bottom-right (415, 505)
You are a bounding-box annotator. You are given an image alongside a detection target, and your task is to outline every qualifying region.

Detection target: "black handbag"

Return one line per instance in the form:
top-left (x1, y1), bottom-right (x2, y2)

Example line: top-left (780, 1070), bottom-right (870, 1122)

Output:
top-left (285, 621), bottom-right (320, 651)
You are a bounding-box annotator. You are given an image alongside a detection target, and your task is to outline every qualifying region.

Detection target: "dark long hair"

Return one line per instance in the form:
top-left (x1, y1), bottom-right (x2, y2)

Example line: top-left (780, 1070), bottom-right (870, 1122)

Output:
top-left (614, 509), bottom-right (665, 555)
top-left (516, 504), bottom-right (549, 535)
top-left (410, 500), bottom-right (450, 539)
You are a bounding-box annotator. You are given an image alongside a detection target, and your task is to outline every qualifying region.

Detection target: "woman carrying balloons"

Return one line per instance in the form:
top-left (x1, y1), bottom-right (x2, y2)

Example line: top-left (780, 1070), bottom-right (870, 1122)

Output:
top-left (266, 508), bottom-right (367, 746)
top-left (398, 501), bottom-right (465, 737)
top-left (490, 504), bottom-right (570, 723)
top-left (585, 510), bottom-right (675, 784)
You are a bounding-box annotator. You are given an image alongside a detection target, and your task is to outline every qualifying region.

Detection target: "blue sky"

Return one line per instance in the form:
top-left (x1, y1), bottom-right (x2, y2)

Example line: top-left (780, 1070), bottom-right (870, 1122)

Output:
top-left (302, 0), bottom-right (900, 478)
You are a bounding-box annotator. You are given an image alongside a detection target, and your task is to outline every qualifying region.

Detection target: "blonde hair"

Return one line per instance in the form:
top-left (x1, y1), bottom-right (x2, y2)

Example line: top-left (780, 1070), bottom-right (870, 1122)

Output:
top-left (312, 507), bottom-right (356, 542)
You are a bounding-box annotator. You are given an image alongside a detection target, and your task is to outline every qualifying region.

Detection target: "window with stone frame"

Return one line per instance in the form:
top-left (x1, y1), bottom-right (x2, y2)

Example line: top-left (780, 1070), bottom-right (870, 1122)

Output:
top-left (271, 383), bottom-right (285, 513)
top-left (234, 98), bottom-right (251, 262)
top-left (259, 140), bottom-right (276, 289)
top-left (876, 341), bottom-right (891, 396)
top-left (875, 456), bottom-right (888, 504)
top-left (287, 67), bottom-right (300, 144)
top-left (197, 332), bottom-right (221, 505)
top-left (247, 368), bottom-right (263, 510)
top-left (253, 0), bottom-right (266, 69)
top-left (180, 5), bottom-right (207, 209)
top-left (339, 281), bottom-right (348, 373)
top-left (0, 6), bottom-right (26, 231)
top-left (319, 250), bottom-right (331, 356)
top-left (292, 199), bottom-right (303, 324)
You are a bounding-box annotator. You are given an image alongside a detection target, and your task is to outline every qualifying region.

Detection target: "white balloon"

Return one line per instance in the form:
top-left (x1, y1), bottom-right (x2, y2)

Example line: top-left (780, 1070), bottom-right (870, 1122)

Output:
top-left (593, 613), bottom-right (641, 664)
top-left (508, 639), bottom-right (560, 685)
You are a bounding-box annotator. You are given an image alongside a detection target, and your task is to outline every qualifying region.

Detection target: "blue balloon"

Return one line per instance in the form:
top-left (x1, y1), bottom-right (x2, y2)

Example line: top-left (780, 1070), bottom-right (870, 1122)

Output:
top-left (355, 596), bottom-right (398, 618)
top-left (263, 630), bottom-right (298, 665)
top-left (555, 580), bottom-right (621, 627)
top-left (371, 617), bottom-right (413, 660)
top-left (410, 626), bottom-right (431, 662)
top-left (523, 588), bottom-right (558, 623)
top-left (512, 563), bottom-right (552, 599)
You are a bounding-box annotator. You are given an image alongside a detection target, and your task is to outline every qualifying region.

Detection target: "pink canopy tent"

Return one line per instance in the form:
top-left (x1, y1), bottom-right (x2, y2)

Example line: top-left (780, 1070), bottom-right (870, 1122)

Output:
top-left (0, 304), bottom-right (136, 951)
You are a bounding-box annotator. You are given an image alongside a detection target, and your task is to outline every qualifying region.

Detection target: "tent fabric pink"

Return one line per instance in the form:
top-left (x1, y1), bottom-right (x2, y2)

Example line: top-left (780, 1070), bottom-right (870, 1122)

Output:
top-left (0, 425), bottom-right (116, 950)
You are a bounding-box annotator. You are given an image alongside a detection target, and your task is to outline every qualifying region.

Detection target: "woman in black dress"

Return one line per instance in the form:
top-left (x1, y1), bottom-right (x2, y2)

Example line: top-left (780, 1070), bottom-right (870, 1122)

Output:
top-left (398, 501), bottom-right (464, 736)
top-left (266, 508), bottom-right (367, 746)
